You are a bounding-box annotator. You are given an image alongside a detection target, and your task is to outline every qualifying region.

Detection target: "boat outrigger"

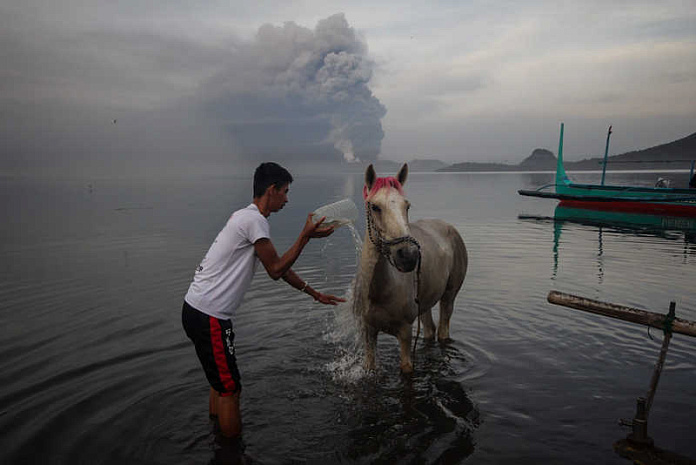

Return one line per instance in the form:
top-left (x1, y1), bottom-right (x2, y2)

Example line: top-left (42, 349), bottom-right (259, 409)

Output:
top-left (518, 124), bottom-right (696, 217)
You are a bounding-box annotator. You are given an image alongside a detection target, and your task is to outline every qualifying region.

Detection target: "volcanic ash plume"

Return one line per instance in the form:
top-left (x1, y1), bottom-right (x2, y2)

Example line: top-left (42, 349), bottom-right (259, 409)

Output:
top-left (202, 13), bottom-right (386, 162)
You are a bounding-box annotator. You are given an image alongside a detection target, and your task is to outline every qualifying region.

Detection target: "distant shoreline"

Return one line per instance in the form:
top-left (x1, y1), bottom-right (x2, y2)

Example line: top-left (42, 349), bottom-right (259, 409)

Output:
top-left (409, 168), bottom-right (694, 175)
top-left (384, 130), bottom-right (696, 173)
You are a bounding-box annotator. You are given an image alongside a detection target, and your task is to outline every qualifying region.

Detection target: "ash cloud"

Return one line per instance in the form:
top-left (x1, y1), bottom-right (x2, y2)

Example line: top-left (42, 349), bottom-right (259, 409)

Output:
top-left (200, 13), bottom-right (386, 162)
top-left (0, 11), bottom-right (385, 176)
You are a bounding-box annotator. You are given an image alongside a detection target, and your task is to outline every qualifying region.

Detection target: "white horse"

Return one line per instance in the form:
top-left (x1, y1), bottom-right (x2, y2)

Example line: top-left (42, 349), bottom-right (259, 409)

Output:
top-left (353, 163), bottom-right (468, 373)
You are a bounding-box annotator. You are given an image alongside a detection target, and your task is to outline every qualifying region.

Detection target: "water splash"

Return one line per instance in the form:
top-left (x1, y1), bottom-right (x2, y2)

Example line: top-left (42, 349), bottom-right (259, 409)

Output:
top-left (317, 219), bottom-right (369, 383)
top-left (345, 222), bottom-right (363, 255)
top-left (323, 285), bottom-right (369, 383)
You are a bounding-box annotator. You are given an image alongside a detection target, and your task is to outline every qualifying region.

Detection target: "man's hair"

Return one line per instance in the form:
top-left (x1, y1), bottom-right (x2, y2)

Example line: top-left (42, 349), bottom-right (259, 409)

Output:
top-left (253, 162), bottom-right (293, 198)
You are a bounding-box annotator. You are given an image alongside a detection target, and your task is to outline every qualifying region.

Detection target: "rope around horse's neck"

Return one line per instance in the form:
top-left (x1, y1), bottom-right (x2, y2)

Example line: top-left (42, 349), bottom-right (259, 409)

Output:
top-left (365, 201), bottom-right (423, 361)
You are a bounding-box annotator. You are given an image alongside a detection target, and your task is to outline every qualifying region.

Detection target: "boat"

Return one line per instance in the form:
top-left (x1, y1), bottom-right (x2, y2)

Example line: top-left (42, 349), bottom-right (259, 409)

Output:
top-left (518, 124), bottom-right (696, 217)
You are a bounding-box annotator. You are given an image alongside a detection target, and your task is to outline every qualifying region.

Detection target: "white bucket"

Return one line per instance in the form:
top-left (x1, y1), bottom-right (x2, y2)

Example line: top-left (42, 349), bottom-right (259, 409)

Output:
top-left (312, 198), bottom-right (358, 228)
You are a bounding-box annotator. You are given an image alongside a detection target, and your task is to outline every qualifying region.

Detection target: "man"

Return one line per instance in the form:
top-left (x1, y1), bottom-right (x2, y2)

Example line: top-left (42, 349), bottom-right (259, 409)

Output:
top-left (182, 162), bottom-right (345, 438)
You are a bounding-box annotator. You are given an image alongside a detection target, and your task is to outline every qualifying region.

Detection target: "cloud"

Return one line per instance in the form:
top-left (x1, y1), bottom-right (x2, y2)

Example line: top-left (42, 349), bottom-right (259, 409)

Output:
top-left (1, 1), bottom-right (694, 172)
top-left (0, 9), bottom-right (387, 175)
top-left (199, 13), bottom-right (386, 162)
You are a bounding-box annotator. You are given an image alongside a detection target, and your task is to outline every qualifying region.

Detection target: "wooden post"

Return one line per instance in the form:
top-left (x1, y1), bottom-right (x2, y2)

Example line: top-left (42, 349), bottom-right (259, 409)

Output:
top-left (547, 292), bottom-right (696, 338)
top-left (645, 302), bottom-right (675, 416)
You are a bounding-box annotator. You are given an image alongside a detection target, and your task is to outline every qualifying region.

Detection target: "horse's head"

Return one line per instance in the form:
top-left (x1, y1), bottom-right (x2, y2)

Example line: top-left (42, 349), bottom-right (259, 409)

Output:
top-left (363, 163), bottom-right (420, 273)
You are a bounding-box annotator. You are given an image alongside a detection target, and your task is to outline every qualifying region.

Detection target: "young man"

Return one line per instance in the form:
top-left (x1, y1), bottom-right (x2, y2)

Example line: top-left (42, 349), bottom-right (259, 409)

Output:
top-left (182, 162), bottom-right (345, 438)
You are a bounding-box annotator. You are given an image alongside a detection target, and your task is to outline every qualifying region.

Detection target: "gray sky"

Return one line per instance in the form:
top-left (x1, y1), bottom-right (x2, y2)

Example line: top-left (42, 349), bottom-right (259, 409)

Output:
top-left (2, 0), bottom-right (695, 175)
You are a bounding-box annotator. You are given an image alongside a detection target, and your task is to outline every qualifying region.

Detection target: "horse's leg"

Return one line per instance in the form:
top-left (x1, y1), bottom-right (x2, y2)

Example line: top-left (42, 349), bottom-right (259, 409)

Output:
top-left (363, 325), bottom-right (378, 371)
top-left (420, 307), bottom-right (436, 340)
top-left (438, 229), bottom-right (466, 342)
top-left (438, 297), bottom-right (455, 342)
top-left (397, 323), bottom-right (413, 374)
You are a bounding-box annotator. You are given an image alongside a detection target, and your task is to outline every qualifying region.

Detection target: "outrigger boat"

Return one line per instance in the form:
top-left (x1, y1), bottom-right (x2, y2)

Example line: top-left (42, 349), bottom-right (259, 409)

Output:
top-left (518, 124), bottom-right (696, 217)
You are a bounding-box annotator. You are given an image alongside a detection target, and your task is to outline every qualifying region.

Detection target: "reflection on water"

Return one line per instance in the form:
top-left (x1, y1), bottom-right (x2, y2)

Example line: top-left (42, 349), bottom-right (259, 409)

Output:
top-left (521, 204), bottom-right (696, 281)
top-left (554, 204), bottom-right (696, 234)
top-left (554, 205), bottom-right (696, 278)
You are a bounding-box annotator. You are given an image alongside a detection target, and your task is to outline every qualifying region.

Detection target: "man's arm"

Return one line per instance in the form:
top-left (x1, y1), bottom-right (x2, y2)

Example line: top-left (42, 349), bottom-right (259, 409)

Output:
top-left (282, 269), bottom-right (346, 306)
top-left (254, 214), bottom-right (333, 281)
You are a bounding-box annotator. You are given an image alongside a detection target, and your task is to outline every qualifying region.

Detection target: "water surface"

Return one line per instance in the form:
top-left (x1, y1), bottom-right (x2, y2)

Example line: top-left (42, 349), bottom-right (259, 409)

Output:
top-left (1, 169), bottom-right (694, 464)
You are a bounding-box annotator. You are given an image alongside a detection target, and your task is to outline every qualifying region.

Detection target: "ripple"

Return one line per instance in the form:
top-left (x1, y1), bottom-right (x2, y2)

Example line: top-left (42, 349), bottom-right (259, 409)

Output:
top-left (3, 172), bottom-right (696, 464)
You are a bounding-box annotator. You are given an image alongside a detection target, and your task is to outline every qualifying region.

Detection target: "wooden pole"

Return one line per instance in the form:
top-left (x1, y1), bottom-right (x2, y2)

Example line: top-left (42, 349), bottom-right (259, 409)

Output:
top-left (547, 291), bottom-right (696, 338)
top-left (600, 125), bottom-right (612, 186)
top-left (644, 302), bottom-right (675, 416)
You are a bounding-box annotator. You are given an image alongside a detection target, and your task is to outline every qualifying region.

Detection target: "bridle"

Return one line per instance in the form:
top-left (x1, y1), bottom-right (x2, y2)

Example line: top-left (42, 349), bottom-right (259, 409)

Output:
top-left (365, 201), bottom-right (420, 268)
top-left (365, 200), bottom-right (422, 306)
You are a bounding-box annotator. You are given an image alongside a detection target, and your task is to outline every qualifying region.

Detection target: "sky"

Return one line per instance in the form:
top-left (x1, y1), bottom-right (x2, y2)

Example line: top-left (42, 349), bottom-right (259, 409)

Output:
top-left (2, 0), bottom-right (695, 176)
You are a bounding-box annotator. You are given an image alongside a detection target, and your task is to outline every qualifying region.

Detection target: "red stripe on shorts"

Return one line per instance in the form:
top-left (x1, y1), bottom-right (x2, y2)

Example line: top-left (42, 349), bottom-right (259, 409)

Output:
top-left (209, 317), bottom-right (236, 395)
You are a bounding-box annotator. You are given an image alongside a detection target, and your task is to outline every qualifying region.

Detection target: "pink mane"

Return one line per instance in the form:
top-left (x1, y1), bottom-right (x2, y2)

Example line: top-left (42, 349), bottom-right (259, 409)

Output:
top-left (363, 177), bottom-right (403, 200)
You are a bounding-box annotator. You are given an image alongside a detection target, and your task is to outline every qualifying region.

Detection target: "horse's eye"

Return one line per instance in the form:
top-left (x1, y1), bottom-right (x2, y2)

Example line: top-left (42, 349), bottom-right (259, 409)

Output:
top-left (406, 202), bottom-right (411, 211)
top-left (371, 204), bottom-right (381, 213)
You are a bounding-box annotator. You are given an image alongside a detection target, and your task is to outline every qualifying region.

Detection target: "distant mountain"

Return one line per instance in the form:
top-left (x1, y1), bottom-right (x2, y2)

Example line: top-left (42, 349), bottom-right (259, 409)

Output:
top-left (565, 131), bottom-right (696, 170)
top-left (439, 148), bottom-right (556, 172)
top-left (408, 159), bottom-right (448, 171)
top-left (438, 131), bottom-right (696, 172)
top-left (341, 158), bottom-right (446, 173)
top-left (439, 161), bottom-right (518, 172)
top-left (341, 131), bottom-right (696, 174)
top-left (518, 149), bottom-right (556, 170)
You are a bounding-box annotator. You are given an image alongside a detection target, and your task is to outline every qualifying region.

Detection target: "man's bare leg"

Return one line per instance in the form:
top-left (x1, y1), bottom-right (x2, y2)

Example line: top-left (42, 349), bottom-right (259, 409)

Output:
top-left (209, 387), bottom-right (218, 418)
top-left (217, 391), bottom-right (242, 438)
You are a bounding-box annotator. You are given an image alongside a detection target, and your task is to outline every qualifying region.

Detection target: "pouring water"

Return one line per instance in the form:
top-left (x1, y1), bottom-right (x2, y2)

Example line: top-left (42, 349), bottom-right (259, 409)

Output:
top-left (312, 199), bottom-right (368, 381)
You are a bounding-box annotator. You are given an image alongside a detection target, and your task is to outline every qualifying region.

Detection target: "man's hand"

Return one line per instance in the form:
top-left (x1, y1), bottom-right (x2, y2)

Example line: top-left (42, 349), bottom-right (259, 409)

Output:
top-left (302, 214), bottom-right (335, 239)
top-left (314, 292), bottom-right (346, 306)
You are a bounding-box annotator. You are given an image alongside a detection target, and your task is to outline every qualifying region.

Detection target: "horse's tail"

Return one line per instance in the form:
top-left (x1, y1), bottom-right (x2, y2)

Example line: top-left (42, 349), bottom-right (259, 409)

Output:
top-left (445, 225), bottom-right (468, 296)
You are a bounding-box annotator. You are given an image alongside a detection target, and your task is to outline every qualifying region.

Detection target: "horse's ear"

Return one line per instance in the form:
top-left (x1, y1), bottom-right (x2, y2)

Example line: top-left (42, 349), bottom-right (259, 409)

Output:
top-left (365, 164), bottom-right (376, 191)
top-left (397, 163), bottom-right (408, 187)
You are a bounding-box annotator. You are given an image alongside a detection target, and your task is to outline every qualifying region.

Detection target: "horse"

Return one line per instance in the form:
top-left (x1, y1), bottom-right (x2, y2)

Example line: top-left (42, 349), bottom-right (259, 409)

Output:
top-left (352, 163), bottom-right (468, 373)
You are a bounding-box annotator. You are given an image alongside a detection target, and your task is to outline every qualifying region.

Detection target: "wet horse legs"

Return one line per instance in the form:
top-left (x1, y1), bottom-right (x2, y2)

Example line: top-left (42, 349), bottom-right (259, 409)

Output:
top-left (397, 324), bottom-right (413, 374)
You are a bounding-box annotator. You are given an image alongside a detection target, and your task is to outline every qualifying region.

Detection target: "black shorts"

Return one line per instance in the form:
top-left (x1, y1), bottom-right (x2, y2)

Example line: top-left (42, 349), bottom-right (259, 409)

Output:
top-left (182, 301), bottom-right (241, 396)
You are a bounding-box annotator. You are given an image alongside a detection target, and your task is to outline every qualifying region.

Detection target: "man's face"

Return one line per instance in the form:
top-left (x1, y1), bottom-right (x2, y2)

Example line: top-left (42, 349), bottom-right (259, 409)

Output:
top-left (269, 183), bottom-right (289, 212)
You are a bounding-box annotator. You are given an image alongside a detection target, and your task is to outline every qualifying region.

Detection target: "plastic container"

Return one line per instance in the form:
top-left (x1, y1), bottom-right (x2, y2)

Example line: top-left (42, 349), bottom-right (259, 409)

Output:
top-left (312, 198), bottom-right (359, 228)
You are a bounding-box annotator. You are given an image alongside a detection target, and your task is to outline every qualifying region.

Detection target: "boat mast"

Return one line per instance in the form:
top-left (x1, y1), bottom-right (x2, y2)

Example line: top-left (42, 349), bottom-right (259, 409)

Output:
top-left (600, 125), bottom-right (613, 186)
top-left (555, 123), bottom-right (569, 188)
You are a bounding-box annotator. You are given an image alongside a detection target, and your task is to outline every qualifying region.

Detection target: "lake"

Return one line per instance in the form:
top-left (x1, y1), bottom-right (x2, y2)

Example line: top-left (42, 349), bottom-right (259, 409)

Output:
top-left (1, 167), bottom-right (694, 464)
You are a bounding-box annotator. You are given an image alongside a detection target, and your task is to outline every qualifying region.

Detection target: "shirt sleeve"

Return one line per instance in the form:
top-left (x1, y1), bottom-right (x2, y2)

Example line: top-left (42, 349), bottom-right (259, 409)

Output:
top-left (244, 214), bottom-right (271, 244)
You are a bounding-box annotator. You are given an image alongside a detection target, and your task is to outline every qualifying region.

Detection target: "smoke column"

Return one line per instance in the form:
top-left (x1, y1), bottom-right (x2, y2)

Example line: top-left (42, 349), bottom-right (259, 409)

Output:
top-left (201, 13), bottom-right (386, 162)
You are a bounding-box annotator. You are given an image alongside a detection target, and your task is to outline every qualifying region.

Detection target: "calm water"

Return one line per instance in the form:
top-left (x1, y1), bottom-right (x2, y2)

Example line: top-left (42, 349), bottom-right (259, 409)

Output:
top-left (1, 169), bottom-right (695, 464)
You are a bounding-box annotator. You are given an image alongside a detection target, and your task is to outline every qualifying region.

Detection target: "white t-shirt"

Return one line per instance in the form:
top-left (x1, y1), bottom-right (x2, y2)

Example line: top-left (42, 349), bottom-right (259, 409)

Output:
top-left (185, 203), bottom-right (270, 320)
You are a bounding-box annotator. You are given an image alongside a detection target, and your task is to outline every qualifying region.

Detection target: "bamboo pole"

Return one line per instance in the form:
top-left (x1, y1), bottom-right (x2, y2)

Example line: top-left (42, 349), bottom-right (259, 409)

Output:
top-left (547, 291), bottom-right (696, 338)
